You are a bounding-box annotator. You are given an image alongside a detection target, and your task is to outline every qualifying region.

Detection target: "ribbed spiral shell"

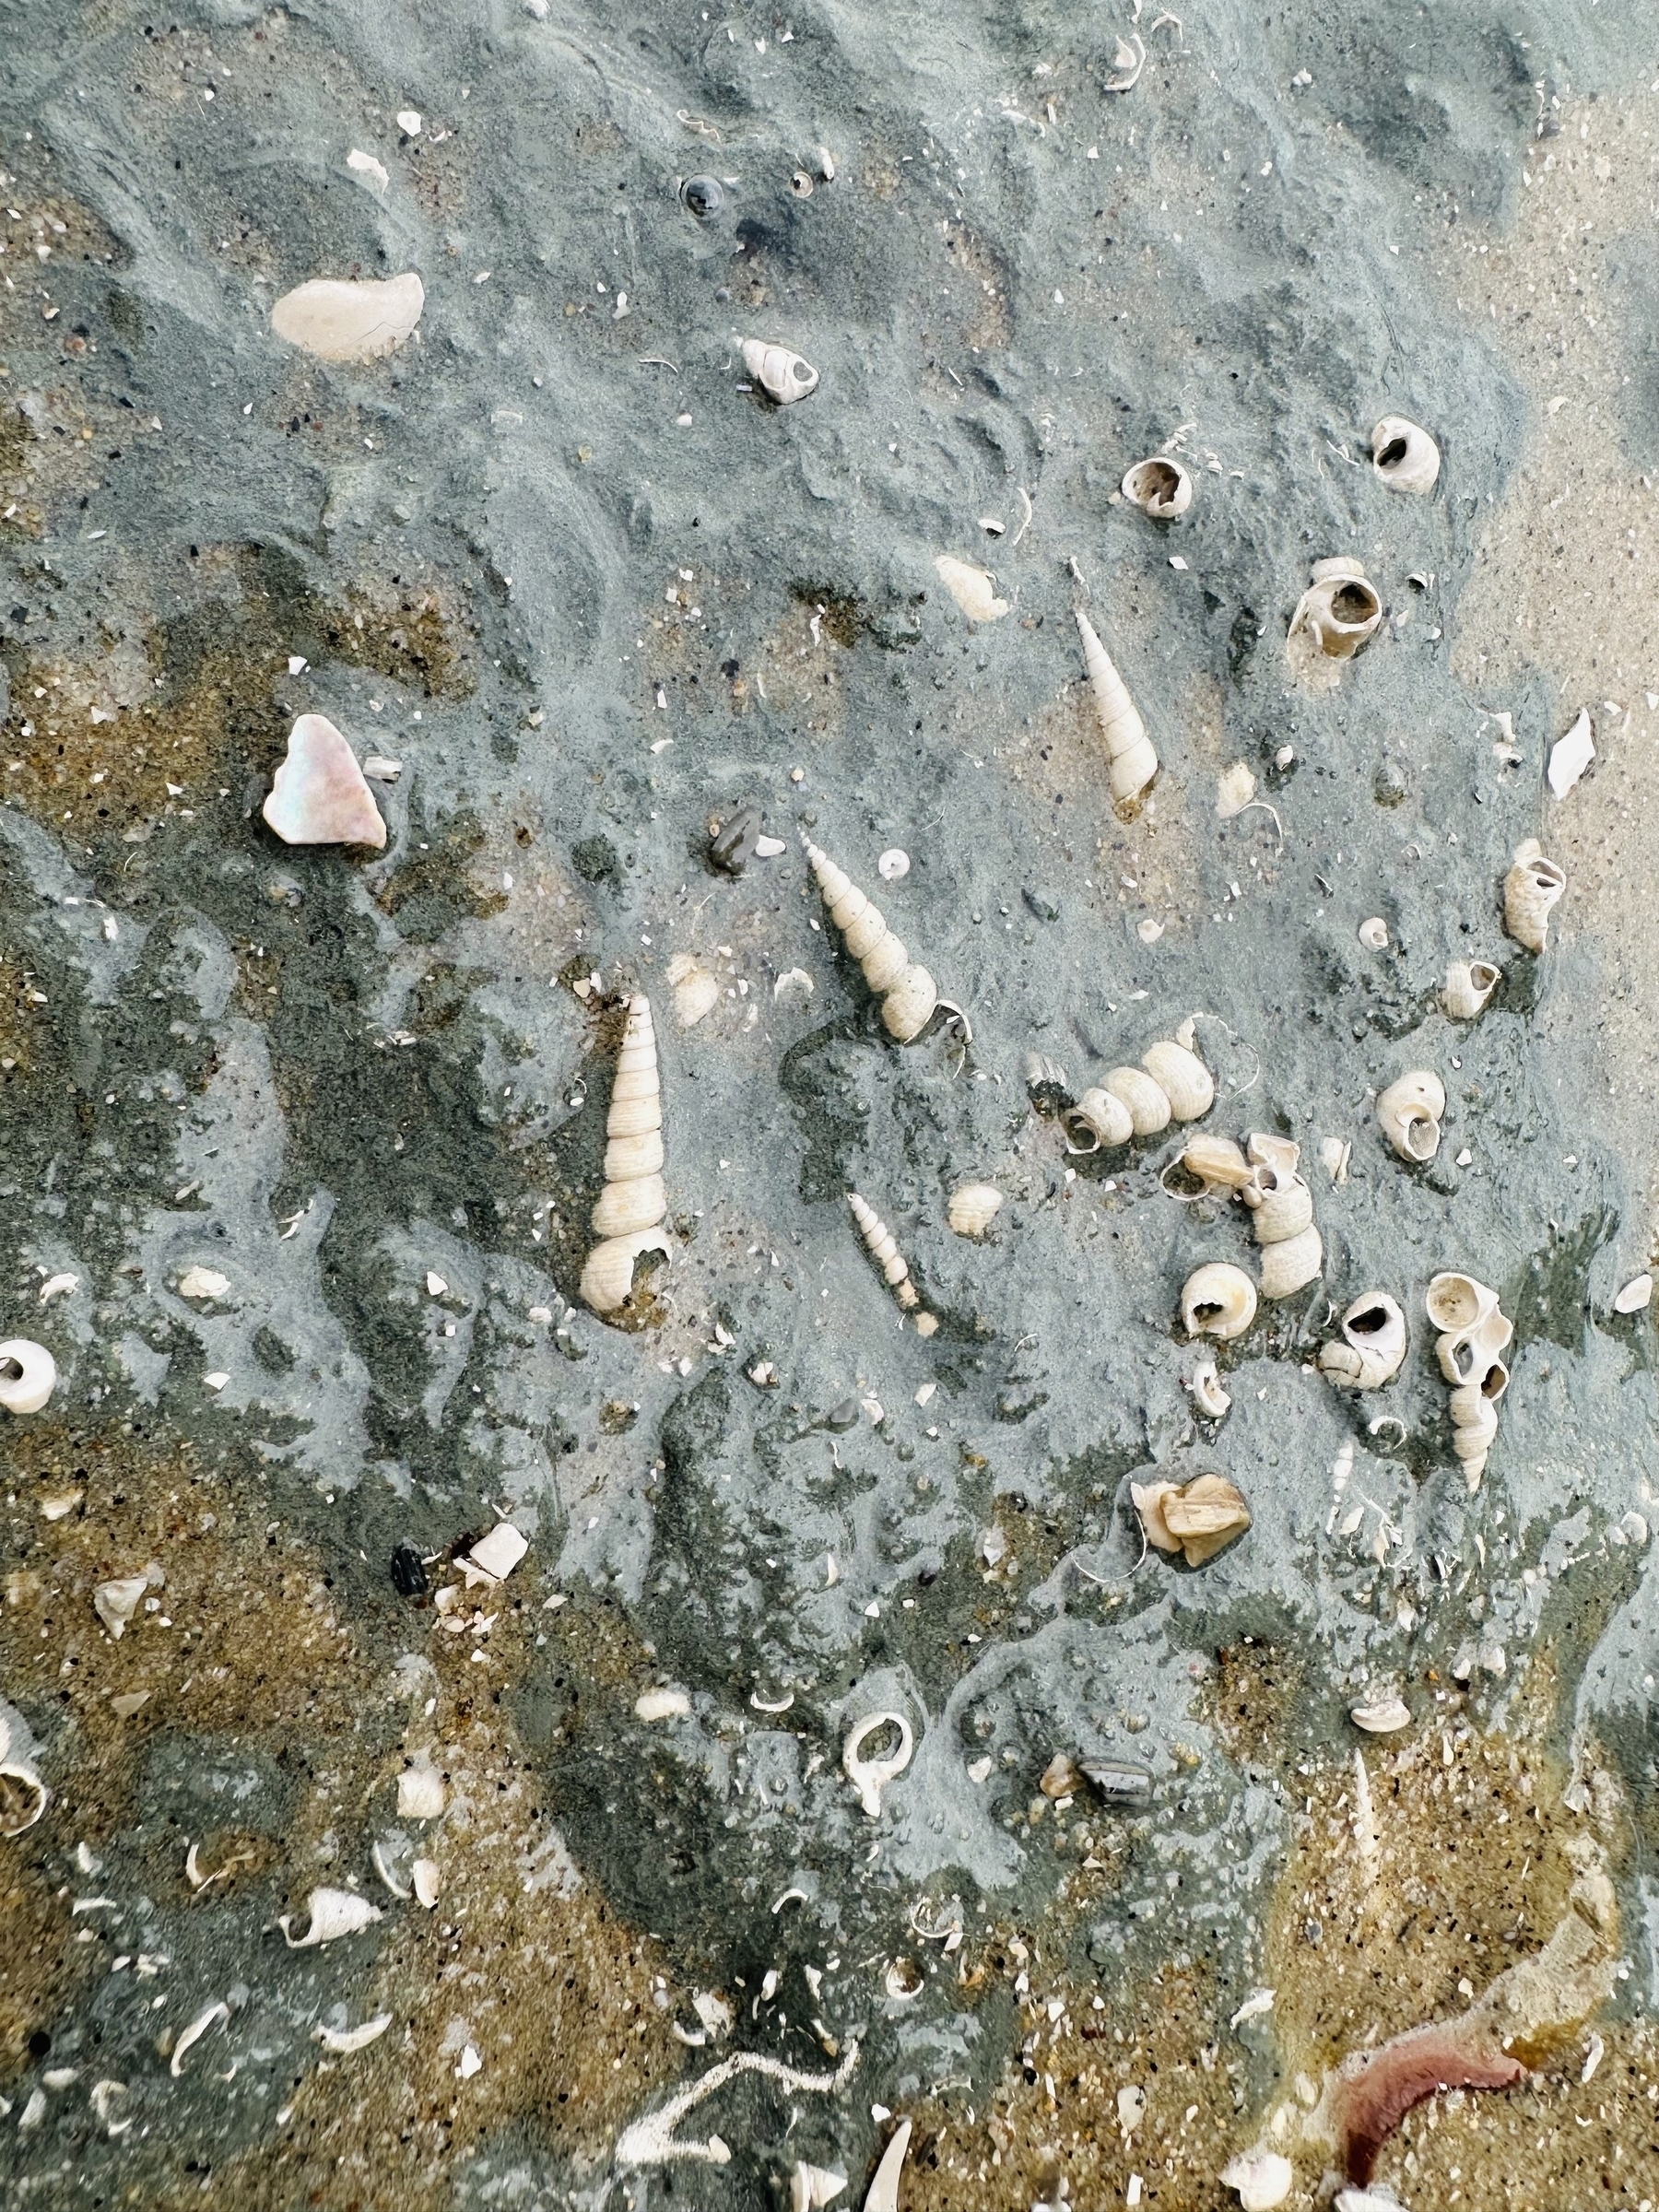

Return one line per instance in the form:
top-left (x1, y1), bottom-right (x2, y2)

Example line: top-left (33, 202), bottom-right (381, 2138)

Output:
top-left (805, 841), bottom-right (941, 1042)
top-left (1075, 610), bottom-right (1156, 806)
top-left (580, 995), bottom-right (672, 1316)
top-left (847, 1191), bottom-right (920, 1311)
top-left (1503, 840), bottom-right (1566, 954)
top-left (1317, 1291), bottom-right (1407, 1390)
top-left (741, 338), bottom-right (818, 405)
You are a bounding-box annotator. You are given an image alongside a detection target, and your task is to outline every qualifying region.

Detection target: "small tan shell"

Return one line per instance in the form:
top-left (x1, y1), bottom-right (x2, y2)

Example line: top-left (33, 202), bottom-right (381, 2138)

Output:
top-left (1318, 1292), bottom-right (1407, 1389)
top-left (1134, 1472), bottom-right (1252, 1568)
top-left (1503, 838), bottom-right (1566, 954)
top-left (947, 1183), bottom-right (1004, 1238)
top-left (1288, 559), bottom-right (1382, 667)
top-left (935, 556), bottom-right (1008, 623)
top-left (270, 273), bottom-right (425, 363)
top-left (582, 996), bottom-right (671, 1318)
top-left (1371, 415), bottom-right (1441, 495)
top-left (741, 337), bottom-right (818, 404)
top-left (1377, 1069), bottom-right (1445, 1163)
top-left (1105, 1065), bottom-right (1171, 1136)
top-left (1076, 609), bottom-right (1157, 807)
top-left (1248, 1178), bottom-right (1313, 1244)
top-left (278, 1887), bottom-right (383, 1947)
top-left (1181, 1134), bottom-right (1253, 1194)
top-left (1142, 1038), bottom-right (1214, 1122)
top-left (1257, 1223), bottom-right (1323, 1300)
top-left (1424, 1270), bottom-right (1501, 1338)
top-left (805, 841), bottom-right (951, 1043)
top-left (1122, 455), bottom-right (1193, 519)
top-left (1442, 959), bottom-right (1501, 1019)
top-left (667, 953), bottom-right (720, 1030)
top-left (1181, 1262), bottom-right (1257, 1341)
top-left (1065, 1087), bottom-right (1135, 1153)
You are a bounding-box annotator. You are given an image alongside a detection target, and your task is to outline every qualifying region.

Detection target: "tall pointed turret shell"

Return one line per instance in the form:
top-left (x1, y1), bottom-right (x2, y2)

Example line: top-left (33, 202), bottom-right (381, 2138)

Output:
top-left (741, 338), bottom-right (818, 404)
top-left (804, 841), bottom-right (962, 1043)
top-left (848, 1192), bottom-right (935, 1334)
top-left (581, 996), bottom-right (672, 1317)
top-left (1076, 610), bottom-right (1157, 807)
top-left (1503, 839), bottom-right (1565, 953)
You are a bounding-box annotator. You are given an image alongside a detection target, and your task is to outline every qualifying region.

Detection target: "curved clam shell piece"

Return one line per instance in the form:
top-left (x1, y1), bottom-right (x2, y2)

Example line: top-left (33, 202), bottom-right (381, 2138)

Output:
top-left (0, 1337), bottom-right (57, 1415)
top-left (270, 272), bottom-right (425, 363)
top-left (1288, 563), bottom-right (1382, 664)
top-left (262, 714), bottom-right (387, 849)
top-left (582, 995), bottom-right (671, 1318)
top-left (1181, 1134), bottom-right (1253, 1194)
top-left (1503, 839), bottom-right (1566, 953)
top-left (1350, 1696), bottom-right (1412, 1735)
top-left (804, 840), bottom-right (949, 1042)
top-left (278, 1887), bottom-right (382, 1947)
top-left (1105, 1065), bottom-right (1171, 1136)
top-left (847, 1193), bottom-right (935, 1333)
top-left (842, 1711), bottom-right (913, 1818)
top-left (1076, 609), bottom-right (1156, 807)
top-left (1065, 1087), bottom-right (1135, 1153)
top-left (1122, 455), bottom-right (1193, 518)
top-left (1142, 1039), bottom-right (1213, 1121)
top-left (1219, 2150), bottom-right (1294, 2212)
top-left (947, 1182), bottom-right (1004, 1238)
top-left (935, 555), bottom-right (1008, 623)
top-left (1377, 1070), bottom-right (1446, 1163)
top-left (1442, 959), bottom-right (1501, 1019)
top-left (741, 337), bottom-right (818, 404)
top-left (0, 1760), bottom-right (49, 1836)
top-left (1258, 1221), bottom-right (1323, 1300)
top-left (1370, 415), bottom-right (1441, 495)
top-left (1319, 1292), bottom-right (1407, 1390)
top-left (1181, 1262), bottom-right (1257, 1341)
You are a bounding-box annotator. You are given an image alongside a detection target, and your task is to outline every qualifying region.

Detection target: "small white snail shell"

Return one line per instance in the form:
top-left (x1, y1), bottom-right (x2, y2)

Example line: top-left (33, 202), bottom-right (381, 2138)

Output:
top-left (1442, 959), bottom-right (1501, 1019)
top-left (1258, 1224), bottom-right (1324, 1300)
top-left (1121, 455), bottom-right (1193, 518)
top-left (278, 1887), bottom-right (383, 1947)
top-left (1105, 1065), bottom-right (1171, 1137)
top-left (581, 996), bottom-right (672, 1318)
top-left (1318, 1292), bottom-right (1407, 1389)
top-left (1181, 1263), bottom-right (1257, 1341)
top-left (1142, 1038), bottom-right (1214, 1121)
top-left (1181, 1134), bottom-right (1253, 1194)
top-left (842, 1710), bottom-right (913, 1818)
top-left (804, 840), bottom-right (952, 1043)
top-left (1065, 1087), bottom-right (1135, 1153)
top-left (0, 1338), bottom-right (56, 1415)
top-left (947, 1182), bottom-right (1004, 1239)
top-left (741, 337), bottom-right (818, 404)
top-left (1503, 838), bottom-right (1566, 954)
top-left (1076, 609), bottom-right (1156, 808)
top-left (1246, 1178), bottom-right (1313, 1244)
top-left (1288, 558), bottom-right (1382, 665)
top-left (1426, 1274), bottom-right (1512, 1490)
top-left (1424, 1270), bottom-right (1502, 1340)
top-left (1370, 415), bottom-right (1441, 495)
top-left (1357, 916), bottom-right (1389, 952)
top-left (1377, 1069), bottom-right (1446, 1163)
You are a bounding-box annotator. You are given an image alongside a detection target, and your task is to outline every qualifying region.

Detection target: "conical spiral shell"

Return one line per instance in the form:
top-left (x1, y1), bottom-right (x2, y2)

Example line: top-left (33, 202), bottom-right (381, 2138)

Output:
top-left (1503, 839), bottom-right (1565, 954)
top-left (1442, 959), bottom-right (1501, 1019)
top-left (1065, 1087), bottom-right (1135, 1153)
top-left (1076, 610), bottom-right (1156, 806)
top-left (804, 841), bottom-right (943, 1043)
top-left (1142, 1039), bottom-right (1213, 1121)
top-left (582, 996), bottom-right (671, 1316)
top-left (1318, 1292), bottom-right (1407, 1390)
top-left (1426, 1276), bottom-right (1512, 1490)
top-left (741, 337), bottom-right (818, 404)
top-left (1249, 1177), bottom-right (1314, 1244)
top-left (1258, 1221), bottom-right (1323, 1299)
top-left (847, 1191), bottom-right (935, 1329)
top-left (1181, 1262), bottom-right (1257, 1341)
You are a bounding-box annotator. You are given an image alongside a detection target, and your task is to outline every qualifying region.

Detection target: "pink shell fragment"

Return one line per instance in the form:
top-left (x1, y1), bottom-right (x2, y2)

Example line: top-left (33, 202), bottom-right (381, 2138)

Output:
top-left (263, 714), bottom-right (387, 849)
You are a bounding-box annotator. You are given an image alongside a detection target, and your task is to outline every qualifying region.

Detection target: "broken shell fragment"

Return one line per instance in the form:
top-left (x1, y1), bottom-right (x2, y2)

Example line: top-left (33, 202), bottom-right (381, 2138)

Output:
top-left (741, 337), bottom-right (818, 405)
top-left (1503, 838), bottom-right (1565, 954)
top-left (263, 715), bottom-right (387, 849)
top-left (1288, 559), bottom-right (1382, 670)
top-left (171, 1999), bottom-right (230, 2078)
top-left (1377, 1069), bottom-right (1446, 1163)
top-left (1219, 2149), bottom-right (1293, 2211)
top-left (1134, 1472), bottom-right (1252, 1568)
top-left (947, 1182), bottom-right (1004, 1238)
top-left (0, 1760), bottom-right (48, 1836)
top-left (1442, 958), bottom-right (1501, 1019)
top-left (935, 555), bottom-right (1008, 624)
top-left (396, 1753), bottom-right (446, 1821)
top-left (1122, 455), bottom-right (1193, 519)
top-left (1370, 415), bottom-right (1441, 496)
top-left (709, 803), bottom-right (762, 875)
top-left (666, 952), bottom-right (720, 1030)
top-left (314, 2013), bottom-right (394, 2054)
top-left (805, 840), bottom-right (960, 1042)
top-left (1065, 1087), bottom-right (1135, 1153)
top-left (178, 1265), bottom-right (230, 1300)
top-left (636, 1686), bottom-right (692, 1722)
top-left (842, 1711), bottom-right (913, 1818)
top-left (1142, 1037), bottom-right (1214, 1121)
top-left (1216, 760), bottom-right (1257, 818)
top-left (1187, 1353), bottom-right (1231, 1419)
top-left (1547, 707), bottom-right (1595, 799)
top-left (1182, 1263), bottom-right (1257, 1341)
top-left (1105, 1065), bottom-right (1171, 1136)
top-left (849, 1193), bottom-right (935, 1333)
top-left (1350, 1696), bottom-right (1411, 1735)
top-left (278, 1887), bottom-right (383, 1947)
top-left (1076, 609), bottom-right (1156, 808)
top-left (93, 1576), bottom-right (149, 1640)
top-left (411, 1858), bottom-right (441, 1908)
top-left (1181, 1134), bottom-right (1253, 1195)
top-left (581, 995), bottom-right (672, 1318)
top-left (1613, 1273), bottom-right (1653, 1314)
top-left (0, 1338), bottom-right (56, 1415)
top-left (1101, 30), bottom-right (1146, 91)
top-left (791, 2164), bottom-right (848, 2212)
top-left (464, 1521), bottom-right (528, 1584)
top-left (1319, 1293), bottom-right (1407, 1390)
top-left (269, 272), bottom-right (425, 363)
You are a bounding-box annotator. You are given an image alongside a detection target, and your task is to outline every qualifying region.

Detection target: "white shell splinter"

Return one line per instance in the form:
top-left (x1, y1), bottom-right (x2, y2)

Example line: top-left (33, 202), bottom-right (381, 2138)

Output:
top-left (1076, 609), bottom-right (1156, 809)
top-left (865, 2120), bottom-right (912, 2212)
top-left (935, 556), bottom-right (1008, 624)
top-left (269, 273), bottom-right (425, 363)
top-left (848, 1194), bottom-right (937, 1336)
top-left (263, 715), bottom-right (387, 849)
top-left (581, 995), bottom-right (673, 1318)
top-left (0, 1338), bottom-right (57, 1414)
top-left (804, 840), bottom-right (966, 1044)
top-left (740, 337), bottom-right (818, 405)
top-left (843, 1711), bottom-right (913, 1818)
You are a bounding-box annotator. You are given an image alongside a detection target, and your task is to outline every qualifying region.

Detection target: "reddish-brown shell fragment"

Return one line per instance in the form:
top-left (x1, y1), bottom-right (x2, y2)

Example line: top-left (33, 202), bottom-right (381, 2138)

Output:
top-left (1328, 2023), bottom-right (1524, 2183)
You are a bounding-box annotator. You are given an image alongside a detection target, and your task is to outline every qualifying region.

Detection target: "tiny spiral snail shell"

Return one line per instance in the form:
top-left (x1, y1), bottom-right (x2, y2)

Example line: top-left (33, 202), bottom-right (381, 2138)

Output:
top-left (1121, 455), bottom-right (1193, 519)
top-left (1376, 1069), bottom-right (1446, 1163)
top-left (947, 1182), bottom-right (1004, 1238)
top-left (803, 839), bottom-right (967, 1045)
top-left (1442, 959), bottom-right (1501, 1020)
top-left (1370, 415), bottom-right (1441, 496)
top-left (579, 995), bottom-right (673, 1318)
top-left (848, 1192), bottom-right (938, 1336)
top-left (1076, 609), bottom-right (1157, 809)
top-left (1503, 838), bottom-right (1566, 954)
top-left (1239, 1133), bottom-right (1323, 1299)
top-left (740, 337), bottom-right (818, 405)
top-left (1288, 557), bottom-right (1382, 671)
top-left (1063, 1022), bottom-right (1213, 1151)
top-left (1181, 1262), bottom-right (1257, 1341)
top-left (1318, 1292), bottom-right (1407, 1390)
top-left (1425, 1271), bottom-right (1513, 1491)
top-left (0, 1337), bottom-right (57, 1415)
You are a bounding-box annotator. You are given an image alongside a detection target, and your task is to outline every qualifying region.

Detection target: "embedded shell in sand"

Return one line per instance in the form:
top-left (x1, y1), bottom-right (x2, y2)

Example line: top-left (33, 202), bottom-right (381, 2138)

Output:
top-left (740, 337), bottom-right (818, 405)
top-left (0, 1337), bottom-right (57, 1414)
top-left (581, 995), bottom-right (672, 1318)
top-left (270, 273), bottom-right (425, 362)
top-left (935, 555), bottom-right (1008, 623)
top-left (1370, 414), bottom-right (1441, 495)
top-left (263, 715), bottom-right (387, 849)
top-left (1134, 1472), bottom-right (1252, 1568)
top-left (1121, 454), bottom-right (1193, 518)
top-left (1076, 608), bottom-right (1156, 807)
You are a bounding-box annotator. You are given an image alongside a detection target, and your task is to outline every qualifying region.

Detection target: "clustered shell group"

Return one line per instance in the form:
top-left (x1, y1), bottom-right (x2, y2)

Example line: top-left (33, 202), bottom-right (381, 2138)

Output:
top-left (1065, 1018), bottom-right (1213, 1151)
top-left (1176, 1129), bottom-right (1324, 1336)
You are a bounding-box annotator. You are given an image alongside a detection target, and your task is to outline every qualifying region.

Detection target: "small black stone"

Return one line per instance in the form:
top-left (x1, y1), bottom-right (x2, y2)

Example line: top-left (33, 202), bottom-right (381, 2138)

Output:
top-left (709, 803), bottom-right (762, 875)
top-left (390, 1542), bottom-right (429, 1597)
top-left (824, 1396), bottom-right (861, 1433)
top-left (1022, 888), bottom-right (1060, 923)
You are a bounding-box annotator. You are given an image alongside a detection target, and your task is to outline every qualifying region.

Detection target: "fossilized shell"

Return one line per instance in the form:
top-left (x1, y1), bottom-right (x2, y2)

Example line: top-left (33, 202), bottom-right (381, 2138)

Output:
top-left (1350, 1696), bottom-right (1411, 1735)
top-left (1319, 1293), bottom-right (1407, 1390)
top-left (1134, 1472), bottom-right (1252, 1568)
top-left (804, 840), bottom-right (956, 1043)
top-left (178, 1265), bottom-right (229, 1300)
top-left (270, 273), bottom-right (425, 363)
top-left (1547, 706), bottom-right (1595, 799)
top-left (171, 1999), bottom-right (229, 2077)
top-left (1188, 1353), bottom-right (1231, 1419)
top-left (93, 1576), bottom-right (148, 1639)
top-left (1357, 915), bottom-right (1389, 952)
top-left (0, 1338), bottom-right (56, 1415)
top-left (741, 337), bottom-right (818, 405)
top-left (1216, 760), bottom-right (1257, 818)
top-left (314, 2013), bottom-right (393, 2054)
top-left (1182, 1263), bottom-right (1257, 1341)
top-left (1122, 455), bottom-right (1192, 518)
top-left (1076, 609), bottom-right (1156, 806)
top-left (842, 1711), bottom-right (913, 1818)
top-left (1247, 1178), bottom-right (1314, 1244)
top-left (0, 1760), bottom-right (48, 1836)
top-left (666, 953), bottom-right (720, 1030)
top-left (1503, 838), bottom-right (1566, 953)
top-left (263, 715), bottom-right (387, 849)
top-left (1181, 1133), bottom-right (1253, 1194)
top-left (1614, 1273), bottom-right (1653, 1314)
top-left (1442, 958), bottom-right (1501, 1019)
top-left (1258, 1222), bottom-right (1324, 1299)
top-left (396, 1753), bottom-right (445, 1820)
top-left (412, 1858), bottom-right (441, 1908)
top-left (791, 2163), bottom-right (848, 2212)
top-left (1143, 1038), bottom-right (1214, 1121)
top-left (849, 1193), bottom-right (935, 1332)
top-left (1065, 1086), bottom-right (1135, 1153)
top-left (279, 1887), bottom-right (383, 1947)
top-left (1219, 2149), bottom-right (1293, 2210)
top-left (582, 995), bottom-right (672, 1316)
top-left (1288, 558), bottom-right (1382, 665)
top-left (935, 555), bottom-right (1007, 623)
top-left (1377, 1069), bottom-right (1445, 1162)
top-left (1105, 1065), bottom-right (1171, 1136)
top-left (1370, 415), bottom-right (1441, 496)
top-left (947, 1182), bottom-right (1003, 1238)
